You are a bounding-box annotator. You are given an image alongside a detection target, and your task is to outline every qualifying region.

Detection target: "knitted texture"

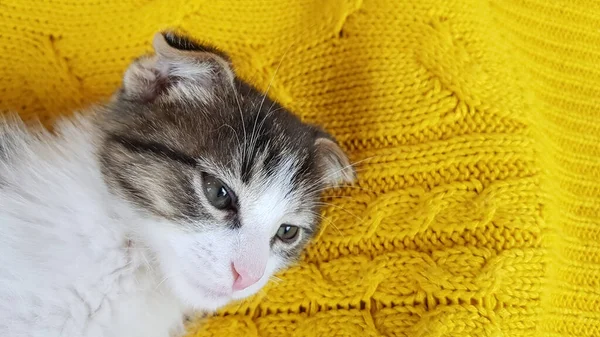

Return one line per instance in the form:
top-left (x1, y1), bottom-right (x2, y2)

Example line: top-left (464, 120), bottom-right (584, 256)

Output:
top-left (0, 0), bottom-right (598, 336)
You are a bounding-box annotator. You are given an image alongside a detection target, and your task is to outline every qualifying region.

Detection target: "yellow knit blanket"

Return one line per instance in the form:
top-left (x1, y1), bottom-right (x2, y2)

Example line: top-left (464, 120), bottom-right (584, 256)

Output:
top-left (1, 0), bottom-right (598, 336)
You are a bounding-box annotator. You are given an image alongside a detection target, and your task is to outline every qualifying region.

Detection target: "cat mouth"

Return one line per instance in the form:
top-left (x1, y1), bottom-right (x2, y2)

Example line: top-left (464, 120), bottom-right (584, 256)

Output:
top-left (201, 286), bottom-right (231, 298)
top-left (182, 271), bottom-right (232, 298)
top-left (194, 281), bottom-right (232, 298)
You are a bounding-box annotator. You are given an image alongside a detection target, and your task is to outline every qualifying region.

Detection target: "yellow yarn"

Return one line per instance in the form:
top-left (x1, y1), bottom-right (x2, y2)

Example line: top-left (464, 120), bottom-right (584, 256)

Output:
top-left (0, 0), bottom-right (598, 336)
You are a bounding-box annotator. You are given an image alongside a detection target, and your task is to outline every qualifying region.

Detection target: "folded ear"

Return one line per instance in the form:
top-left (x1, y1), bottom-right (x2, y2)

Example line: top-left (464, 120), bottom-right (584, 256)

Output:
top-left (314, 135), bottom-right (356, 187)
top-left (120, 32), bottom-right (233, 103)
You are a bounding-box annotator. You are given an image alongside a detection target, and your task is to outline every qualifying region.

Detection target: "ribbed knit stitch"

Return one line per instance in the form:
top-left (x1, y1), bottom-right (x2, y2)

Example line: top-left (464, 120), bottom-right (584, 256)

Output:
top-left (0, 0), bottom-right (597, 336)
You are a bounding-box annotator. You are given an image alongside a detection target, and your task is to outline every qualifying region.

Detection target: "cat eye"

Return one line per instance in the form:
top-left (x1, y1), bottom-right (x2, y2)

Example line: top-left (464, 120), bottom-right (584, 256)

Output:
top-left (202, 173), bottom-right (235, 210)
top-left (276, 225), bottom-right (300, 243)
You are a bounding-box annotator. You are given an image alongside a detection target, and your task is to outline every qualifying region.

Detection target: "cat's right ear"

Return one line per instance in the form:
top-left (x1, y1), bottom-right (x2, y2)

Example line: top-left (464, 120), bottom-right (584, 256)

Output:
top-left (119, 32), bottom-right (233, 103)
top-left (313, 129), bottom-right (356, 187)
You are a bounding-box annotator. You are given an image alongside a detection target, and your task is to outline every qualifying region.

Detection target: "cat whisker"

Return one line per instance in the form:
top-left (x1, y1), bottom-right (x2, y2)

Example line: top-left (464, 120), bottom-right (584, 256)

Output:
top-left (269, 275), bottom-right (283, 284)
top-left (155, 275), bottom-right (170, 290)
top-left (309, 184), bottom-right (382, 196)
top-left (139, 250), bottom-right (156, 274)
top-left (253, 104), bottom-right (283, 148)
top-left (249, 44), bottom-right (293, 155)
top-left (227, 72), bottom-right (248, 171)
top-left (314, 201), bottom-right (364, 223)
top-left (320, 195), bottom-right (365, 203)
top-left (307, 210), bottom-right (344, 237)
top-left (215, 123), bottom-right (241, 151)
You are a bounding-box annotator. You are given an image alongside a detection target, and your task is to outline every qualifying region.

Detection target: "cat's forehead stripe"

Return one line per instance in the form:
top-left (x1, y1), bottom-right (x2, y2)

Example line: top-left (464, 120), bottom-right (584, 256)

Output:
top-left (241, 143), bottom-right (306, 194)
top-left (240, 142), bottom-right (261, 184)
top-left (239, 133), bottom-right (300, 184)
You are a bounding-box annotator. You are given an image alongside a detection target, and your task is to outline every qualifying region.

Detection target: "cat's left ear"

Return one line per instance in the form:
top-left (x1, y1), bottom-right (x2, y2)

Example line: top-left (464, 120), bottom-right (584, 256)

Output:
top-left (120, 31), bottom-right (233, 103)
top-left (314, 132), bottom-right (356, 187)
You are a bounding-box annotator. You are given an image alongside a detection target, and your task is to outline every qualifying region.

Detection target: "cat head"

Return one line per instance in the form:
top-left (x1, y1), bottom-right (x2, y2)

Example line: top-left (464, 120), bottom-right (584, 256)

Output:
top-left (98, 32), bottom-right (355, 310)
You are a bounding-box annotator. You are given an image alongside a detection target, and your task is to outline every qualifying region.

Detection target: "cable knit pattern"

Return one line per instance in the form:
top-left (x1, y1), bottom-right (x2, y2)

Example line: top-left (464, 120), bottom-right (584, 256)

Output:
top-left (0, 0), bottom-right (598, 336)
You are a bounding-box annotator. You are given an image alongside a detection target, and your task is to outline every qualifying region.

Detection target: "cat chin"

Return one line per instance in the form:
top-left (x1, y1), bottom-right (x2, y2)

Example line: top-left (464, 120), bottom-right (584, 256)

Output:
top-left (167, 275), bottom-right (234, 312)
top-left (171, 272), bottom-right (267, 312)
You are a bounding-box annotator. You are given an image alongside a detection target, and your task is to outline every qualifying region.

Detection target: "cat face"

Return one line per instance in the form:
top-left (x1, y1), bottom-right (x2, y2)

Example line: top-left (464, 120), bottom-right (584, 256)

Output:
top-left (98, 32), bottom-right (355, 310)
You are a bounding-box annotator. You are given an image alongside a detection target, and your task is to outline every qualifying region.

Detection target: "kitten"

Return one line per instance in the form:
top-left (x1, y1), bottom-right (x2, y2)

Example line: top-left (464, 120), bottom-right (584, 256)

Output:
top-left (0, 32), bottom-right (355, 337)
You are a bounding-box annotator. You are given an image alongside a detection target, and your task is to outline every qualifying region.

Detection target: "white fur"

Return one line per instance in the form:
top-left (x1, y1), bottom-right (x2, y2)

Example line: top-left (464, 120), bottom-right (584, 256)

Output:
top-left (0, 114), bottom-right (309, 337)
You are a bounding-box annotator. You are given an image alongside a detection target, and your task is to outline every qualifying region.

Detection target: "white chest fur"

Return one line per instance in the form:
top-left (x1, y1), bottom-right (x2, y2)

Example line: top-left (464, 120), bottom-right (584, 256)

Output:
top-left (0, 118), bottom-right (186, 337)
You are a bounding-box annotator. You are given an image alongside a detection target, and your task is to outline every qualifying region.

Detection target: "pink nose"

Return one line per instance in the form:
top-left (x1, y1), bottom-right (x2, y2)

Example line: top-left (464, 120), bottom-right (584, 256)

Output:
top-left (231, 263), bottom-right (262, 291)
